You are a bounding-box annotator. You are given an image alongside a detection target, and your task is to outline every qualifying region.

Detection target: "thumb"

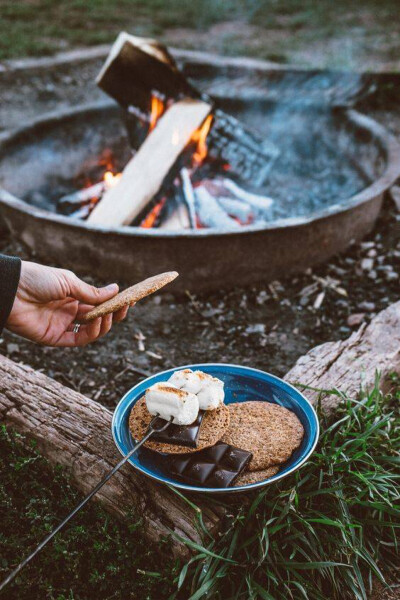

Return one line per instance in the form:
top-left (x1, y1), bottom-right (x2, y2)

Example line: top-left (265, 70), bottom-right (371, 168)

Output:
top-left (68, 276), bottom-right (119, 305)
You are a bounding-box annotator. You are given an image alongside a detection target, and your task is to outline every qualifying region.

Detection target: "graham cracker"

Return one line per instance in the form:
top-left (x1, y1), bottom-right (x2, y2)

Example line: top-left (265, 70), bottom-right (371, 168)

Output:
top-left (235, 465), bottom-right (280, 486)
top-left (78, 271), bottom-right (178, 323)
top-left (221, 401), bottom-right (304, 471)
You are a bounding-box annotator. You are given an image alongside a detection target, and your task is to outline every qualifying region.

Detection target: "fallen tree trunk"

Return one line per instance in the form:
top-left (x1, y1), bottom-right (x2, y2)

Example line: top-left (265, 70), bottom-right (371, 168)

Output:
top-left (0, 356), bottom-right (222, 559)
top-left (1, 301), bottom-right (400, 559)
top-left (285, 300), bottom-right (400, 413)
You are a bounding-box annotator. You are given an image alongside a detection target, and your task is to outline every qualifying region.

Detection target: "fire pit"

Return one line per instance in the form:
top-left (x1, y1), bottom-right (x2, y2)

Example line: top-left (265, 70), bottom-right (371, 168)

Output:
top-left (0, 49), bottom-right (399, 291)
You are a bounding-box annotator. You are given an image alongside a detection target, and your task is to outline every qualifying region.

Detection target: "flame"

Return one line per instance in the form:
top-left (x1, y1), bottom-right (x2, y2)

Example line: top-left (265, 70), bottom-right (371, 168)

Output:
top-left (141, 197), bottom-right (166, 228)
top-left (149, 94), bottom-right (165, 132)
top-left (103, 170), bottom-right (121, 188)
top-left (191, 114), bottom-right (213, 166)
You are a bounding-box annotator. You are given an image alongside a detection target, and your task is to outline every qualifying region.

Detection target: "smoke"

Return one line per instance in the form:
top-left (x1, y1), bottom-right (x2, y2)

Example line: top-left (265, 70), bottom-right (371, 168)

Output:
top-left (211, 70), bottom-right (377, 221)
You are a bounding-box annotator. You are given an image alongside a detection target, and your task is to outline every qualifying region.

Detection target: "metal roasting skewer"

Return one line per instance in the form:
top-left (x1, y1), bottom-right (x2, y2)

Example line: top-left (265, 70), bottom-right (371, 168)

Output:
top-left (0, 414), bottom-right (173, 593)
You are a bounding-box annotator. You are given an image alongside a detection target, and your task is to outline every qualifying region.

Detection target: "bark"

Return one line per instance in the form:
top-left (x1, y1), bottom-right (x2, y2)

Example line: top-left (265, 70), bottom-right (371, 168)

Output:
top-left (285, 300), bottom-right (400, 413)
top-left (1, 302), bottom-right (400, 559)
top-left (0, 355), bottom-right (222, 559)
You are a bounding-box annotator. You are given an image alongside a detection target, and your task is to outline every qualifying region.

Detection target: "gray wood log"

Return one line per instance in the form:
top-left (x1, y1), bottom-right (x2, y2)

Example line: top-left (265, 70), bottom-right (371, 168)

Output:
top-left (1, 301), bottom-right (400, 559)
top-left (285, 300), bottom-right (400, 413)
top-left (0, 355), bottom-right (222, 559)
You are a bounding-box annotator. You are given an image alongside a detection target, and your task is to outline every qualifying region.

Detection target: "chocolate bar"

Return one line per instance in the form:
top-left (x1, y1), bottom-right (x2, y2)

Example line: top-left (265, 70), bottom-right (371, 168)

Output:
top-left (166, 442), bottom-right (252, 488)
top-left (151, 410), bottom-right (205, 448)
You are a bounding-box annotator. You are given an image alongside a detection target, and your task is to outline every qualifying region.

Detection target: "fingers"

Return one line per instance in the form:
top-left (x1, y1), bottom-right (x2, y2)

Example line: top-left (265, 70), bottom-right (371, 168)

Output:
top-left (113, 305), bottom-right (130, 323)
top-left (99, 313), bottom-right (113, 338)
top-left (64, 271), bottom-right (119, 305)
top-left (56, 306), bottom-right (131, 347)
top-left (62, 318), bottom-right (102, 347)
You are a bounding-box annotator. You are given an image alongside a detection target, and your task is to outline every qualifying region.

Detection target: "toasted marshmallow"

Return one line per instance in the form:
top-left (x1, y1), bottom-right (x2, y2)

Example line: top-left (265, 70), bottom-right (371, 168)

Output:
top-left (195, 371), bottom-right (224, 410)
top-left (168, 369), bottom-right (224, 411)
top-left (145, 382), bottom-right (199, 425)
top-left (168, 369), bottom-right (203, 394)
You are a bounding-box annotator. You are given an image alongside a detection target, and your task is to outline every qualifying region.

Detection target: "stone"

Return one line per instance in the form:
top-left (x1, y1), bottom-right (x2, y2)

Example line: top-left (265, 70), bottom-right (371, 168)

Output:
top-left (347, 313), bottom-right (365, 327)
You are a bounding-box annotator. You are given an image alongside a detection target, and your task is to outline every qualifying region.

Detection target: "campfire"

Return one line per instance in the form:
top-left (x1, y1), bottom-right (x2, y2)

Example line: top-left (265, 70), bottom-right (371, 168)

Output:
top-left (56, 33), bottom-right (277, 230)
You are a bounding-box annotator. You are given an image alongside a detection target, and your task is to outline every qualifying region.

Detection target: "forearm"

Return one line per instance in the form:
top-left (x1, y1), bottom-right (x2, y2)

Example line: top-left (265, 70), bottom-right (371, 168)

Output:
top-left (0, 254), bottom-right (21, 334)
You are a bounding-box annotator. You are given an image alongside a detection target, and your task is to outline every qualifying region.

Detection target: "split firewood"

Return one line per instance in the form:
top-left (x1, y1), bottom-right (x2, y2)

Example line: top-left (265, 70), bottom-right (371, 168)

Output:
top-left (88, 98), bottom-right (211, 226)
top-left (96, 32), bottom-right (279, 186)
top-left (96, 31), bottom-right (193, 109)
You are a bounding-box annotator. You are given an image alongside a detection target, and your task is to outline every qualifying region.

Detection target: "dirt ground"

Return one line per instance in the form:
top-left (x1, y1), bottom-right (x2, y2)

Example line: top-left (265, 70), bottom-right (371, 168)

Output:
top-left (1, 194), bottom-right (399, 411)
top-left (0, 44), bottom-right (400, 600)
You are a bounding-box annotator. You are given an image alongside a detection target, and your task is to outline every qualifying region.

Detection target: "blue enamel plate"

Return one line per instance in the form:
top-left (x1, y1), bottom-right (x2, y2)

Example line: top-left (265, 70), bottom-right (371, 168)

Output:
top-left (112, 363), bottom-right (319, 494)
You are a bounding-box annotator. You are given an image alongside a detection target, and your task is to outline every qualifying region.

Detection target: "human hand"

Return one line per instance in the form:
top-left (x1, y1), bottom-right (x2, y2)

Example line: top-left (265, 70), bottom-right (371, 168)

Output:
top-left (6, 261), bottom-right (129, 347)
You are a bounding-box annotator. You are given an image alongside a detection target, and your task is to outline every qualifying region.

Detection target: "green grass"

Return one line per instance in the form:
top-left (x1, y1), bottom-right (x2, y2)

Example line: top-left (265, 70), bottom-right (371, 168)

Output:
top-left (0, 0), bottom-right (243, 60)
top-left (0, 0), bottom-right (399, 69)
top-left (0, 426), bottom-right (177, 599)
top-left (171, 379), bottom-right (400, 599)
top-left (1, 380), bottom-right (399, 599)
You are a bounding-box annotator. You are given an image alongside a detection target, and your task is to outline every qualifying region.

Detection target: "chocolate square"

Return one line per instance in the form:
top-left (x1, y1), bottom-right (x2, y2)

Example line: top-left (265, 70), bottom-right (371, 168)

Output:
top-left (166, 442), bottom-right (253, 488)
top-left (151, 410), bottom-right (205, 448)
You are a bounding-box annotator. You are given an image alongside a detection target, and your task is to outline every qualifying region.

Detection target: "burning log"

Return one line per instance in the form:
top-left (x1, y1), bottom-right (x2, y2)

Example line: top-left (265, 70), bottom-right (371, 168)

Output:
top-left (96, 32), bottom-right (193, 110)
top-left (96, 32), bottom-right (279, 185)
top-left (194, 186), bottom-right (240, 229)
top-left (88, 99), bottom-right (211, 227)
top-left (58, 181), bottom-right (105, 214)
top-left (161, 199), bottom-right (191, 230)
top-left (217, 197), bottom-right (252, 223)
top-left (221, 178), bottom-right (274, 212)
top-left (180, 168), bottom-right (196, 228)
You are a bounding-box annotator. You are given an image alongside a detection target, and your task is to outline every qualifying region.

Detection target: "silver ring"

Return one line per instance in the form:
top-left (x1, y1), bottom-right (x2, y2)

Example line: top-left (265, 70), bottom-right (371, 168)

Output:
top-left (73, 323), bottom-right (81, 334)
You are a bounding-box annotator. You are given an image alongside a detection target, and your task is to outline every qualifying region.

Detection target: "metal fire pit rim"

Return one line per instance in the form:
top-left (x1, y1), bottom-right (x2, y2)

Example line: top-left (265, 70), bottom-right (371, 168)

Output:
top-left (0, 101), bottom-right (399, 238)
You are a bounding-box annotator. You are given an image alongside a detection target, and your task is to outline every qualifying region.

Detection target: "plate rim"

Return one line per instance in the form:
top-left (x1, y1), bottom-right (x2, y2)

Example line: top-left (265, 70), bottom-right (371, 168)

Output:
top-left (111, 362), bottom-right (320, 494)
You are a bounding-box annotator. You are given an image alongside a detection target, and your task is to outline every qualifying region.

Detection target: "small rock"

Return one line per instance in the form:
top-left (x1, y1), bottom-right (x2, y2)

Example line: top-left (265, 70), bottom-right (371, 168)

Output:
top-left (7, 343), bottom-right (19, 354)
top-left (360, 241), bottom-right (375, 250)
top-left (245, 323), bottom-right (266, 335)
top-left (360, 258), bottom-right (374, 271)
top-left (347, 313), bottom-right (365, 327)
top-left (256, 290), bottom-right (268, 305)
top-left (385, 271), bottom-right (399, 281)
top-left (358, 301), bottom-right (375, 312)
top-left (367, 248), bottom-right (377, 258)
top-left (201, 308), bottom-right (222, 318)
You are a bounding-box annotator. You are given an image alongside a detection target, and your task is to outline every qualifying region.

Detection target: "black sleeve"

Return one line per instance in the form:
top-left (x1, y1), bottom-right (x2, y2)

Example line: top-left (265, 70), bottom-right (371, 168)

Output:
top-left (0, 254), bottom-right (21, 333)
